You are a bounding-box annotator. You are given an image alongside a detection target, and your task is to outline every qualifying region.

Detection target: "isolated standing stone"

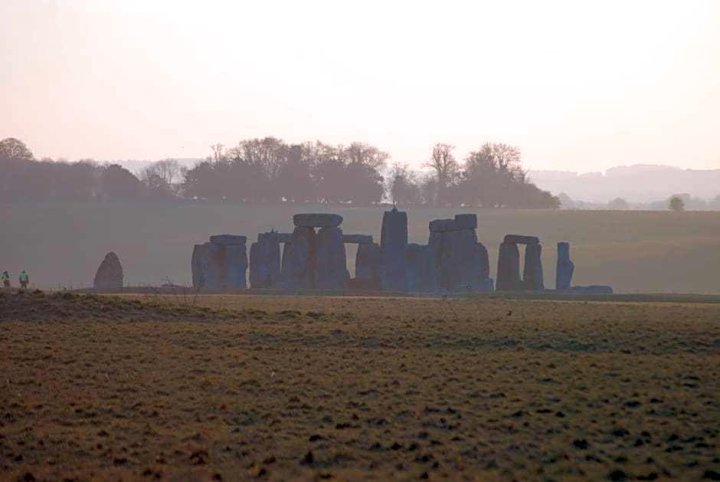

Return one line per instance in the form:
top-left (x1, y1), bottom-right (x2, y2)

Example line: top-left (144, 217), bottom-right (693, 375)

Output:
top-left (556, 242), bottom-right (575, 291)
top-left (355, 242), bottom-right (381, 289)
top-left (523, 243), bottom-right (544, 291)
top-left (496, 242), bottom-right (521, 291)
top-left (315, 226), bottom-right (349, 290)
top-left (94, 252), bottom-right (123, 290)
top-left (280, 226), bottom-right (317, 289)
top-left (191, 243), bottom-right (208, 289)
top-left (380, 208), bottom-right (408, 291)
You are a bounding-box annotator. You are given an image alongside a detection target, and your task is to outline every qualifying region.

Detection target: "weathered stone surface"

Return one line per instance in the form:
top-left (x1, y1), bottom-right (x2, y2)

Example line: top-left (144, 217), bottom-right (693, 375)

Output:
top-left (429, 227), bottom-right (491, 292)
top-left (406, 244), bottom-right (437, 292)
top-left (380, 208), bottom-right (408, 291)
top-left (504, 234), bottom-right (540, 245)
top-left (209, 234), bottom-right (247, 246)
top-left (223, 244), bottom-right (248, 289)
top-left (496, 242), bottom-right (522, 291)
top-left (429, 219), bottom-right (457, 232)
top-left (293, 213), bottom-right (343, 228)
top-left (280, 226), bottom-right (317, 289)
top-left (275, 233), bottom-right (293, 243)
top-left (342, 234), bottom-right (373, 244)
top-left (454, 214), bottom-right (477, 230)
top-left (94, 252), bottom-right (123, 290)
top-left (523, 243), bottom-right (544, 291)
top-left (315, 227), bottom-right (349, 290)
top-left (354, 242), bottom-right (381, 289)
top-left (474, 243), bottom-right (491, 289)
top-left (437, 229), bottom-right (476, 290)
top-left (556, 242), bottom-right (575, 291)
top-left (191, 244), bottom-right (207, 289)
top-left (193, 237), bottom-right (248, 290)
top-left (249, 233), bottom-right (281, 289)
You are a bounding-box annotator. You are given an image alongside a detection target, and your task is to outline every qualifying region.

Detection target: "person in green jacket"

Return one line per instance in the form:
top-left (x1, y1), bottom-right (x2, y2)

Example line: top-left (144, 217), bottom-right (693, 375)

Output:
top-left (1, 270), bottom-right (9, 288)
top-left (19, 270), bottom-right (29, 289)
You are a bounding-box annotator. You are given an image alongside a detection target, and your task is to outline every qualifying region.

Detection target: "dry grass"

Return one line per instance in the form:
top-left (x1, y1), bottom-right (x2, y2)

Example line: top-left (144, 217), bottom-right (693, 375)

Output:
top-left (1, 292), bottom-right (719, 481)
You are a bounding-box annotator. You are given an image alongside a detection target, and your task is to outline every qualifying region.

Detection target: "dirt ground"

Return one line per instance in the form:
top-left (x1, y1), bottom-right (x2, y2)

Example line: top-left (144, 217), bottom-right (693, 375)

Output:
top-left (1, 291), bottom-right (719, 481)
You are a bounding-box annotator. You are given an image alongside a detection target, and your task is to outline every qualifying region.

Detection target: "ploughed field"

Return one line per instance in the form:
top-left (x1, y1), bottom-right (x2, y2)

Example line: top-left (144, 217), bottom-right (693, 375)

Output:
top-left (1, 291), bottom-right (719, 481)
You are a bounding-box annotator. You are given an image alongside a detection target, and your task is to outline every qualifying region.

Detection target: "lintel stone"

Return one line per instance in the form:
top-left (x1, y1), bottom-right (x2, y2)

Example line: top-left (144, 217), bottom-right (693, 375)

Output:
top-left (293, 213), bottom-right (343, 228)
top-left (342, 234), bottom-right (373, 244)
top-left (504, 234), bottom-right (540, 245)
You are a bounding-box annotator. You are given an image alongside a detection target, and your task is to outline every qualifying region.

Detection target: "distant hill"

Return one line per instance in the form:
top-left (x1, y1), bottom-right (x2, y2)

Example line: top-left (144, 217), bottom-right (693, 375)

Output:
top-left (528, 165), bottom-right (720, 203)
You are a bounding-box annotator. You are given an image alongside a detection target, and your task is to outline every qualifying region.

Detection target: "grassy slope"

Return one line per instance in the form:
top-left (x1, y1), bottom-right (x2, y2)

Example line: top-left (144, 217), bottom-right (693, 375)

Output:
top-left (2, 202), bottom-right (720, 293)
top-left (1, 293), bottom-right (719, 481)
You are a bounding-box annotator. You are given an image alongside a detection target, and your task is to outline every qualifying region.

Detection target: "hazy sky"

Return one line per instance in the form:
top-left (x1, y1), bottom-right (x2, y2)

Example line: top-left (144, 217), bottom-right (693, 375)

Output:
top-left (2, 0), bottom-right (719, 171)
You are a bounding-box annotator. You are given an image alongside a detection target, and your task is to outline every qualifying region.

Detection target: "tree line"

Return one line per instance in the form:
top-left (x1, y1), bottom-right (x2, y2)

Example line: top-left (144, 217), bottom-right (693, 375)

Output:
top-left (0, 137), bottom-right (559, 208)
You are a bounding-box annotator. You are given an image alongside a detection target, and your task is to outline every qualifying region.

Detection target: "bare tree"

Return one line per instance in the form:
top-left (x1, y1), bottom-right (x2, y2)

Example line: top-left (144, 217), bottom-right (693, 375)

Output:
top-left (344, 142), bottom-right (389, 169)
top-left (387, 163), bottom-right (421, 206)
top-left (140, 159), bottom-right (185, 197)
top-left (210, 143), bottom-right (224, 162)
top-left (425, 143), bottom-right (458, 206)
top-left (0, 137), bottom-right (34, 162)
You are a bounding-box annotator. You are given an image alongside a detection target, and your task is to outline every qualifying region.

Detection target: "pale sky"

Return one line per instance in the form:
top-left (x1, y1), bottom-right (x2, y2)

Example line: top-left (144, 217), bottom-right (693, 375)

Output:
top-left (2, 0), bottom-right (719, 171)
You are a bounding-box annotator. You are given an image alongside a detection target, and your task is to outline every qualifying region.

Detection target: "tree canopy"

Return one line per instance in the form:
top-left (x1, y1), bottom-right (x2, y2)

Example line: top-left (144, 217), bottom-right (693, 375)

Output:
top-left (0, 137), bottom-right (558, 208)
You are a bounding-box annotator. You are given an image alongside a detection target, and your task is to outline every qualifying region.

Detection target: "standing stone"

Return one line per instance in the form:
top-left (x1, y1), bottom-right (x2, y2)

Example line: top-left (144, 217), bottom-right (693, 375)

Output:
top-left (191, 243), bottom-right (208, 289)
top-left (94, 252), bottom-right (124, 290)
top-left (496, 242), bottom-right (522, 291)
top-left (355, 242), bottom-right (381, 289)
top-left (192, 236), bottom-right (247, 290)
top-left (473, 243), bottom-right (493, 291)
top-left (475, 243), bottom-right (490, 281)
top-left (556, 242), bottom-right (575, 291)
top-left (206, 240), bottom-right (247, 290)
top-left (406, 244), bottom-right (437, 292)
top-left (428, 216), bottom-right (492, 292)
top-left (523, 243), bottom-right (544, 291)
top-left (452, 229), bottom-right (480, 291)
top-left (380, 208), bottom-right (408, 291)
top-left (224, 243), bottom-right (248, 290)
top-left (280, 226), bottom-right (317, 289)
top-left (315, 226), bottom-right (349, 290)
top-left (249, 233), bottom-right (281, 289)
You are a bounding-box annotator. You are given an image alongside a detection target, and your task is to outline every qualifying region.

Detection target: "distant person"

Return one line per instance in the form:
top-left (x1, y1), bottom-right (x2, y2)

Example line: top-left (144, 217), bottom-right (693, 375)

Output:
top-left (1, 270), bottom-right (9, 288)
top-left (19, 270), bottom-right (29, 289)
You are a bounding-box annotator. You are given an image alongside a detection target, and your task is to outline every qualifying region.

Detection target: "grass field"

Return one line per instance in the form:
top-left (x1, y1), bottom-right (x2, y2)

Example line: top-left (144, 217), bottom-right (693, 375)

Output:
top-left (1, 291), bottom-right (719, 481)
top-left (2, 202), bottom-right (720, 293)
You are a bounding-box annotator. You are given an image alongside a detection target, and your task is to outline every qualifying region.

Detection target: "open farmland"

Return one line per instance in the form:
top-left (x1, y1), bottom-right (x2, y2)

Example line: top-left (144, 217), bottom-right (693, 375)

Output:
top-left (1, 291), bottom-right (719, 481)
top-left (3, 202), bottom-right (720, 293)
